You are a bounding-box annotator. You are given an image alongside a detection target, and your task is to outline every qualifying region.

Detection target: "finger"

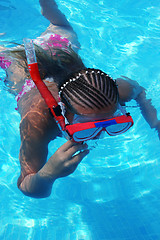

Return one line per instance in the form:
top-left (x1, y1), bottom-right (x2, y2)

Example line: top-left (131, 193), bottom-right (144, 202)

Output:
top-left (70, 149), bottom-right (90, 166)
top-left (66, 143), bottom-right (88, 159)
top-left (59, 140), bottom-right (79, 152)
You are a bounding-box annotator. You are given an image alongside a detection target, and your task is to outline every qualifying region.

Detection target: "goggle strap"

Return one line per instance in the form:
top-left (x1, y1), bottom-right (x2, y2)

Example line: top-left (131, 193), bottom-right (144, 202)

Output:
top-left (118, 103), bottom-right (128, 115)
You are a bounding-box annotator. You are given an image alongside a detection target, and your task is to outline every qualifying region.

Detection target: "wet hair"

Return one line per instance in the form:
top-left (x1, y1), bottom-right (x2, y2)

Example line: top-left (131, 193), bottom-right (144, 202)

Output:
top-left (59, 68), bottom-right (119, 113)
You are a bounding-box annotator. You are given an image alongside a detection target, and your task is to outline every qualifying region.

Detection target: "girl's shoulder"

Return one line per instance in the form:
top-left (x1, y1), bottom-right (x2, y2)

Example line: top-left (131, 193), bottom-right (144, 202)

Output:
top-left (117, 77), bottom-right (145, 103)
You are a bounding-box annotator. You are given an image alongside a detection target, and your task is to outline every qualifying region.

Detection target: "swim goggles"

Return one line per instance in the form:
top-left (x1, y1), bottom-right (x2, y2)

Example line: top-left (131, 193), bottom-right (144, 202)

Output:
top-left (23, 38), bottom-right (134, 142)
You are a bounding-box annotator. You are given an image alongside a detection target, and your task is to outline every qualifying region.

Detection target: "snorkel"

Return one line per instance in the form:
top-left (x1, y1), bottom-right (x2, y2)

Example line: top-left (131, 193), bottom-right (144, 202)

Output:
top-left (23, 38), bottom-right (66, 131)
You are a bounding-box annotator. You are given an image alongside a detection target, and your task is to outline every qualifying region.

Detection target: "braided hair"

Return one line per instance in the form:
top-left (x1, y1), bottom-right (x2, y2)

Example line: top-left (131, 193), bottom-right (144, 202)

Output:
top-left (59, 68), bottom-right (119, 114)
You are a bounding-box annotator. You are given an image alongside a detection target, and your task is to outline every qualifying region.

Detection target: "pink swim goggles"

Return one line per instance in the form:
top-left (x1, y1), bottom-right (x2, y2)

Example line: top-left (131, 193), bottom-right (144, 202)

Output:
top-left (24, 38), bottom-right (133, 142)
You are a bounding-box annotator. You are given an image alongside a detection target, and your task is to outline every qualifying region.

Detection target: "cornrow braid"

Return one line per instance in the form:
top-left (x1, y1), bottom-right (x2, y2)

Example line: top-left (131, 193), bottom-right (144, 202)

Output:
top-left (59, 68), bottom-right (119, 112)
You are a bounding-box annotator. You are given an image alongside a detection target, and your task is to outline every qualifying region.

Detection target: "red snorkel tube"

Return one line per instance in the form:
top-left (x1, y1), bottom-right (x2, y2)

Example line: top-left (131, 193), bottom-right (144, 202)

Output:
top-left (23, 38), bottom-right (66, 131)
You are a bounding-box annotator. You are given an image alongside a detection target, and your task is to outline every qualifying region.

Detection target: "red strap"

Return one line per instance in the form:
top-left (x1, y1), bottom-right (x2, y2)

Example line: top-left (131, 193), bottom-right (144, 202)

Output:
top-left (28, 63), bottom-right (65, 130)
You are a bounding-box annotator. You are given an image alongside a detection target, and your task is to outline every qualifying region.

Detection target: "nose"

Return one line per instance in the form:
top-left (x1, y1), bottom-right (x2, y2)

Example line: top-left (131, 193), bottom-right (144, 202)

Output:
top-left (93, 128), bottom-right (106, 140)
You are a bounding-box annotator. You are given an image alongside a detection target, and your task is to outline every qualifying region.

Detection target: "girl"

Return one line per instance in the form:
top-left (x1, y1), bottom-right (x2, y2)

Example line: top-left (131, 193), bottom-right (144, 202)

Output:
top-left (0, 0), bottom-right (159, 198)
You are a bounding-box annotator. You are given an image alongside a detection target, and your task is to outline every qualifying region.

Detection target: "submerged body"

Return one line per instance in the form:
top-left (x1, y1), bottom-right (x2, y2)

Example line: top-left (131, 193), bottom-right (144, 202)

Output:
top-left (0, 0), bottom-right (159, 198)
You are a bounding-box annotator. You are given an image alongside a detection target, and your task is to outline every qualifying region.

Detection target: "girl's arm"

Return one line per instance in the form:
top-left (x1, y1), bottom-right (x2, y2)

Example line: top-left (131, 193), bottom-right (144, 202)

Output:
top-left (135, 90), bottom-right (160, 134)
top-left (117, 77), bottom-right (160, 137)
top-left (18, 110), bottom-right (89, 198)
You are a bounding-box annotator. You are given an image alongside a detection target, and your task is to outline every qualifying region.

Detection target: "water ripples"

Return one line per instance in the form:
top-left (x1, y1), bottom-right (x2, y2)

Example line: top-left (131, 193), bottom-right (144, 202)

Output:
top-left (0, 0), bottom-right (160, 239)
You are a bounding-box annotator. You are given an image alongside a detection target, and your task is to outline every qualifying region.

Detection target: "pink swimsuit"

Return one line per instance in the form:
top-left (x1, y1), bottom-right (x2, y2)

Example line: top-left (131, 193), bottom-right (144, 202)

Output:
top-left (0, 33), bottom-right (71, 108)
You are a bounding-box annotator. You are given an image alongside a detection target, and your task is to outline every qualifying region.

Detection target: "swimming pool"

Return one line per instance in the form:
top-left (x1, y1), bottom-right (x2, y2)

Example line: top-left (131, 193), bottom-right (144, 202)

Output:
top-left (0, 0), bottom-right (160, 239)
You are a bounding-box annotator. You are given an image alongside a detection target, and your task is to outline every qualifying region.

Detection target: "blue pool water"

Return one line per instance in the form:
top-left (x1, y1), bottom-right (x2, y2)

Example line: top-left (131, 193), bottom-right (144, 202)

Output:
top-left (0, 0), bottom-right (160, 239)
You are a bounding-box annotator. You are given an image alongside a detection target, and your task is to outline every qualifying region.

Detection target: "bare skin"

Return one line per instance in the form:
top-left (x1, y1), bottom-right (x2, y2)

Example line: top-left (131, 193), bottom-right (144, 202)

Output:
top-left (1, 0), bottom-right (159, 198)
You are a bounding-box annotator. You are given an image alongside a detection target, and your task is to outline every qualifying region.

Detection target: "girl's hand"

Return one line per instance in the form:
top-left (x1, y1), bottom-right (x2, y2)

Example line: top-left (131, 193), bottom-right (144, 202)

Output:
top-left (40, 140), bottom-right (89, 180)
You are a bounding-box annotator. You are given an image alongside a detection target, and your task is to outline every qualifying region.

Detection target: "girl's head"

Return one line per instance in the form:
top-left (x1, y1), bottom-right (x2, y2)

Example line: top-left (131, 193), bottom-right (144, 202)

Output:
top-left (59, 68), bottom-right (119, 118)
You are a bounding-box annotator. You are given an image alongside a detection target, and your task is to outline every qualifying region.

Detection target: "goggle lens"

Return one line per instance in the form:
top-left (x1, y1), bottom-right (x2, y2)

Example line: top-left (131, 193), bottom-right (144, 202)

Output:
top-left (106, 122), bottom-right (132, 135)
top-left (73, 127), bottom-right (103, 141)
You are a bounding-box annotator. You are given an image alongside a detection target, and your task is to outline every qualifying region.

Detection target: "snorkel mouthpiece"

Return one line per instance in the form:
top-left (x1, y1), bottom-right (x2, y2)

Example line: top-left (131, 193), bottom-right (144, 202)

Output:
top-left (23, 38), bottom-right (37, 64)
top-left (23, 38), bottom-right (66, 131)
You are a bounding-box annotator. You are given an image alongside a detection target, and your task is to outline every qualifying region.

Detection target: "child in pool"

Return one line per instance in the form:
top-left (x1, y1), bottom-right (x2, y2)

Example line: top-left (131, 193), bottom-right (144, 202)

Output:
top-left (0, 0), bottom-right (159, 198)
